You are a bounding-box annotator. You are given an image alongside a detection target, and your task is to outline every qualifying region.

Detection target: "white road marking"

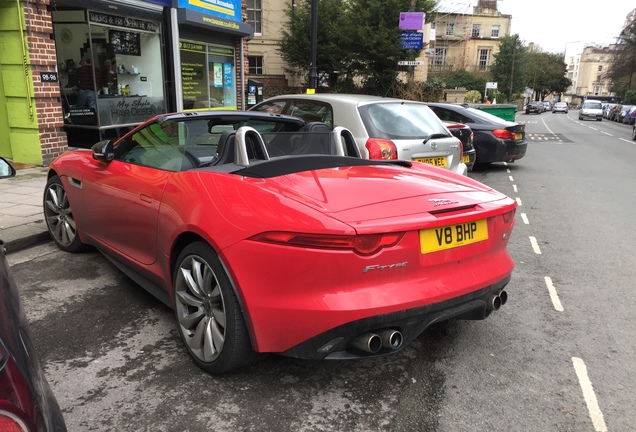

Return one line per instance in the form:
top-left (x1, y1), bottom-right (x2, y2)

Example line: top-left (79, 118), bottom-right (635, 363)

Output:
top-left (544, 276), bottom-right (563, 311)
top-left (572, 357), bottom-right (607, 432)
top-left (509, 176), bottom-right (514, 182)
top-left (529, 236), bottom-right (541, 254)
top-left (541, 118), bottom-right (555, 135)
top-left (600, 131), bottom-right (612, 136)
top-left (619, 138), bottom-right (634, 144)
top-left (515, 197), bottom-right (522, 206)
top-left (589, 127), bottom-right (598, 131)
top-left (520, 213), bottom-right (529, 224)
top-left (512, 185), bottom-right (518, 193)
top-left (506, 169), bottom-right (511, 173)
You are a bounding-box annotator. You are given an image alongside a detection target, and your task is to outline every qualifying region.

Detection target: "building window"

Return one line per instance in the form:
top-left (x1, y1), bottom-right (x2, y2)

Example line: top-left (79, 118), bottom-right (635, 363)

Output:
top-left (249, 56), bottom-right (263, 74)
top-left (433, 48), bottom-right (446, 70)
top-left (596, 75), bottom-right (602, 82)
top-left (472, 24), bottom-right (480, 38)
top-left (599, 56), bottom-right (605, 62)
top-left (594, 86), bottom-right (600, 95)
top-left (478, 49), bottom-right (490, 70)
top-left (491, 25), bottom-right (500, 38)
top-left (246, 0), bottom-right (262, 34)
top-left (446, 22), bottom-right (454, 36)
top-left (598, 65), bottom-right (603, 72)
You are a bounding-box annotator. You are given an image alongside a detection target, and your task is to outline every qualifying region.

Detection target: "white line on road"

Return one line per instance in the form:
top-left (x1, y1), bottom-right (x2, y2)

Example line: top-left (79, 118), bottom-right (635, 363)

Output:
top-left (506, 168), bottom-right (511, 173)
top-left (619, 138), bottom-right (635, 144)
top-left (600, 131), bottom-right (612, 136)
top-left (589, 127), bottom-right (598, 131)
top-left (541, 117), bottom-right (555, 135)
top-left (515, 197), bottom-right (522, 206)
top-left (529, 236), bottom-right (541, 254)
top-left (513, 185), bottom-right (518, 193)
top-left (509, 176), bottom-right (514, 182)
top-left (520, 213), bottom-right (529, 224)
top-left (572, 357), bottom-right (607, 432)
top-left (544, 276), bottom-right (563, 311)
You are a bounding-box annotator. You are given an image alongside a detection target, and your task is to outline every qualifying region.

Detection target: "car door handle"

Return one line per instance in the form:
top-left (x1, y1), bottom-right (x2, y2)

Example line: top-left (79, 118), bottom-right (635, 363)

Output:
top-left (139, 194), bottom-right (152, 203)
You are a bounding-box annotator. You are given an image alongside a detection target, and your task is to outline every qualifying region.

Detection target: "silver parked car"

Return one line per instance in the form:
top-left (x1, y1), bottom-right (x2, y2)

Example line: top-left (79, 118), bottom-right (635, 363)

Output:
top-left (250, 94), bottom-right (467, 175)
top-left (552, 102), bottom-right (568, 113)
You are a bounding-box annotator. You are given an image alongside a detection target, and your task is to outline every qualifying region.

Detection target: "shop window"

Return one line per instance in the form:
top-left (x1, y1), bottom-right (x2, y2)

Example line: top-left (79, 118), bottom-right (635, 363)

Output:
top-left (52, 9), bottom-right (165, 145)
top-left (247, 0), bottom-right (262, 34)
top-left (249, 56), bottom-right (264, 75)
top-left (180, 40), bottom-right (237, 111)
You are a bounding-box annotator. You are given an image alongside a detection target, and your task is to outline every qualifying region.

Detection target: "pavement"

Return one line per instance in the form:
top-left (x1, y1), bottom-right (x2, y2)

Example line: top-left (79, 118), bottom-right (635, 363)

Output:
top-left (0, 165), bottom-right (51, 253)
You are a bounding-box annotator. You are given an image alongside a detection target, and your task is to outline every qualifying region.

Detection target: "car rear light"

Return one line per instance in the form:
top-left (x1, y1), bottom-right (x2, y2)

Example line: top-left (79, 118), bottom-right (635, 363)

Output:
top-left (365, 138), bottom-right (397, 160)
top-left (0, 345), bottom-right (33, 432)
top-left (251, 232), bottom-right (405, 255)
top-left (455, 137), bottom-right (463, 159)
top-left (502, 209), bottom-right (516, 224)
top-left (0, 411), bottom-right (28, 432)
top-left (492, 129), bottom-right (514, 139)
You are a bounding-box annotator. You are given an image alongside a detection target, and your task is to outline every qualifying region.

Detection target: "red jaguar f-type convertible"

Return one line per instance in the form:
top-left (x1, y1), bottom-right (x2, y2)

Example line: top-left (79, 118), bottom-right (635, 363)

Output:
top-left (44, 111), bottom-right (516, 374)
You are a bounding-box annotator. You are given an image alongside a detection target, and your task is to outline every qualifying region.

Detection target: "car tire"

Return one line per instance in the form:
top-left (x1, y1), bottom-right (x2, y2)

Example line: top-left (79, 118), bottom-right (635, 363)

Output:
top-left (632, 126), bottom-right (636, 141)
top-left (43, 175), bottom-right (89, 253)
top-left (173, 241), bottom-right (264, 374)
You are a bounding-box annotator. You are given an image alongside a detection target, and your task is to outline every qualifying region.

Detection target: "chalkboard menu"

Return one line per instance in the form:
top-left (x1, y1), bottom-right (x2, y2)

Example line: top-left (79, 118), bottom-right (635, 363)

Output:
top-left (110, 30), bottom-right (141, 56)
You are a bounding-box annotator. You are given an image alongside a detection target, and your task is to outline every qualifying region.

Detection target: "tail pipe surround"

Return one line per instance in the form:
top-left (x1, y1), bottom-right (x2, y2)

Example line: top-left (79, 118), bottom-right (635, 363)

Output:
top-left (349, 329), bottom-right (403, 353)
top-left (488, 290), bottom-right (508, 311)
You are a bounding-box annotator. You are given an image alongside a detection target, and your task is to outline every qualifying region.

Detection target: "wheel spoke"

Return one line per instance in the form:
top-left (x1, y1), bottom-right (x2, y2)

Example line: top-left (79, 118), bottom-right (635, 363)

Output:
top-left (209, 318), bottom-right (224, 354)
top-left (211, 307), bottom-right (225, 329)
top-left (203, 320), bottom-right (217, 360)
top-left (189, 316), bottom-right (209, 352)
top-left (179, 308), bottom-right (205, 330)
top-left (181, 267), bottom-right (204, 299)
top-left (176, 290), bottom-right (202, 308)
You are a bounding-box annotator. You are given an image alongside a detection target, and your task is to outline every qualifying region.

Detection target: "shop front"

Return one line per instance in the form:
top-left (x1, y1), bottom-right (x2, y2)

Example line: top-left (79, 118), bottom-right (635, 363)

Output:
top-left (51, 1), bottom-right (167, 147)
top-left (174, 0), bottom-right (253, 112)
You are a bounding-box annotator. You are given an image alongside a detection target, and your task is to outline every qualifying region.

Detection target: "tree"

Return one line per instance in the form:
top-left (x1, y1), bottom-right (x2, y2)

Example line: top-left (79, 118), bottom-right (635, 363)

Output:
top-left (278, 0), bottom-right (353, 88)
top-left (606, 10), bottom-right (636, 96)
top-left (278, 0), bottom-right (437, 95)
top-left (490, 35), bottom-right (528, 102)
top-left (429, 69), bottom-right (488, 93)
top-left (524, 52), bottom-right (571, 100)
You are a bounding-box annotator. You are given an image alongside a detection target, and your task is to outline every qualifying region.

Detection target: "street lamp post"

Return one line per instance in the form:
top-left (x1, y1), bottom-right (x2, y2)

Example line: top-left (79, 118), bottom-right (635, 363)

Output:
top-left (308, 0), bottom-right (318, 92)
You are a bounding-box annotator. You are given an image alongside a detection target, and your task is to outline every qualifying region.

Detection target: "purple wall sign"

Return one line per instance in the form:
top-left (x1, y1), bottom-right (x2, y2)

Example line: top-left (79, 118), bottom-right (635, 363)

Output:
top-left (399, 12), bottom-right (424, 31)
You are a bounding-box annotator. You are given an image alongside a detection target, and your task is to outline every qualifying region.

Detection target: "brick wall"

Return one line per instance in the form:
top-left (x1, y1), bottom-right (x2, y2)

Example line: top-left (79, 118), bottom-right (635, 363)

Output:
top-left (25, 0), bottom-right (68, 165)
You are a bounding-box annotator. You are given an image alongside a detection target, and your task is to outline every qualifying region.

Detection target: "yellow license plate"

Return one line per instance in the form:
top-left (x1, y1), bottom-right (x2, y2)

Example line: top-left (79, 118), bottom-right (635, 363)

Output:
top-left (462, 155), bottom-right (470, 163)
top-left (420, 219), bottom-right (488, 254)
top-left (416, 156), bottom-right (447, 167)
top-left (515, 133), bottom-right (522, 140)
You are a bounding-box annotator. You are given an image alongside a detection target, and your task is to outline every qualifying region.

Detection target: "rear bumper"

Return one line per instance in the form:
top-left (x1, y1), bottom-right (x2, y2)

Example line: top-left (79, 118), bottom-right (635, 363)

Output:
top-left (281, 275), bottom-right (511, 360)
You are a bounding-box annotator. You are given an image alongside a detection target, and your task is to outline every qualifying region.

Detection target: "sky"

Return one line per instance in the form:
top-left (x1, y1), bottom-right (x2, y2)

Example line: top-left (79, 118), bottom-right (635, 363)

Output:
top-left (436, 0), bottom-right (635, 53)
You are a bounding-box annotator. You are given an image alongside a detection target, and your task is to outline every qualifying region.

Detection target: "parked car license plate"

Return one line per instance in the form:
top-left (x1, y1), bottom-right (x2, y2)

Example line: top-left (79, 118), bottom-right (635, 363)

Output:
top-left (419, 219), bottom-right (488, 253)
top-left (515, 133), bottom-right (522, 140)
top-left (416, 156), bottom-right (447, 167)
top-left (462, 155), bottom-right (470, 163)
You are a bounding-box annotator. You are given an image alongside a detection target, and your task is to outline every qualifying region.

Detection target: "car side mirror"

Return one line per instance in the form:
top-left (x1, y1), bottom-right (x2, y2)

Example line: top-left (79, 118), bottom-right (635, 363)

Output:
top-left (0, 157), bottom-right (16, 179)
top-left (91, 140), bottom-right (115, 161)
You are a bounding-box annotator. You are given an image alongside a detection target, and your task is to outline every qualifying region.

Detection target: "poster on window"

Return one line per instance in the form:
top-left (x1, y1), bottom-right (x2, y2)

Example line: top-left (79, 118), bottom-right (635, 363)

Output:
top-left (223, 63), bottom-right (233, 105)
top-left (213, 63), bottom-right (223, 88)
top-left (180, 41), bottom-right (207, 109)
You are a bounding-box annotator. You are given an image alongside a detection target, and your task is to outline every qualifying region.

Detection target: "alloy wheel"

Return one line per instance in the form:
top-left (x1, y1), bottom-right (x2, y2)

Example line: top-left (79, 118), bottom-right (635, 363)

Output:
top-left (175, 254), bottom-right (226, 363)
top-left (44, 181), bottom-right (77, 247)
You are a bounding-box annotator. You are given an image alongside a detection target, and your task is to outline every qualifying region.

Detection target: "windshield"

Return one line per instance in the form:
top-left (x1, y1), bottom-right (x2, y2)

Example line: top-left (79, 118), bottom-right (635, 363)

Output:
top-left (583, 102), bottom-right (602, 109)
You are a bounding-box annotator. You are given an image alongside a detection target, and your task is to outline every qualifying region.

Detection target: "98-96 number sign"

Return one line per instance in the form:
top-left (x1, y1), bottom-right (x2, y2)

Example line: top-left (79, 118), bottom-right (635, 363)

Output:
top-left (40, 72), bottom-right (58, 83)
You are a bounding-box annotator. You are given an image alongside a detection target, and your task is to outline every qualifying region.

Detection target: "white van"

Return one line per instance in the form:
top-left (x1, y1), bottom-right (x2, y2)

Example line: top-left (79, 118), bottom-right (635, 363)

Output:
top-left (579, 99), bottom-right (603, 121)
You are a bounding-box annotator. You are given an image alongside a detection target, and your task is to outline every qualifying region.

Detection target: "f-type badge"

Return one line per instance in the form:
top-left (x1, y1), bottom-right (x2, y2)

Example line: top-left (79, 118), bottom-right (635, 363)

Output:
top-left (428, 198), bottom-right (459, 206)
top-left (363, 262), bottom-right (408, 273)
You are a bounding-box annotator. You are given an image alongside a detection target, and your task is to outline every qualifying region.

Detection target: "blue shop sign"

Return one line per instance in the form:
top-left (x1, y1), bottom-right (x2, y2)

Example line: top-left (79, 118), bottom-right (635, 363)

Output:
top-left (400, 32), bottom-right (423, 50)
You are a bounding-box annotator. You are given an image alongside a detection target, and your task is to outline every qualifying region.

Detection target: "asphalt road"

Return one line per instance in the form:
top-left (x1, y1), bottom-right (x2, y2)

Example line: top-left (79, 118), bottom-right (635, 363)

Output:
top-left (8, 112), bottom-right (636, 431)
